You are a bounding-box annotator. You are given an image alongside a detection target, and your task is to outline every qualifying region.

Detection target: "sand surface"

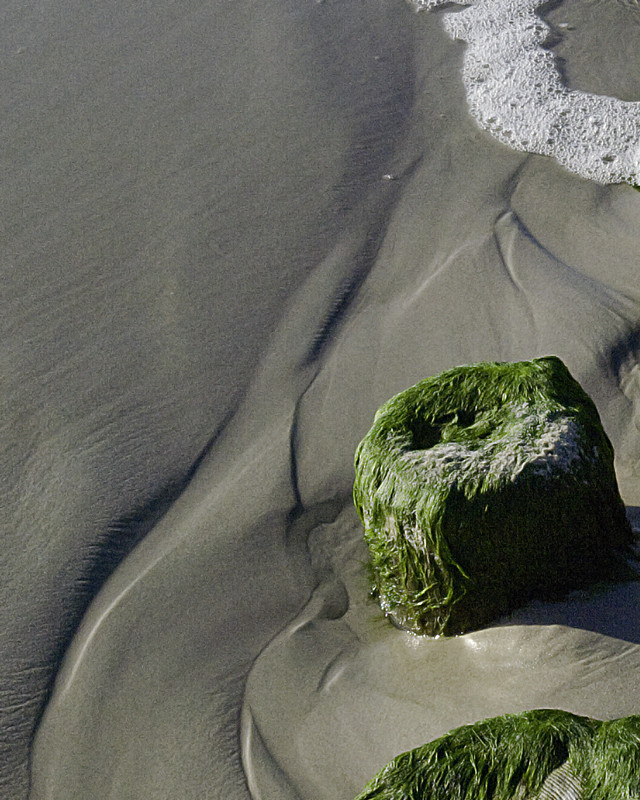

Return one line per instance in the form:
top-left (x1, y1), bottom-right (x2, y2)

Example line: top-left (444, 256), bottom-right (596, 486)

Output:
top-left (2, 0), bottom-right (640, 798)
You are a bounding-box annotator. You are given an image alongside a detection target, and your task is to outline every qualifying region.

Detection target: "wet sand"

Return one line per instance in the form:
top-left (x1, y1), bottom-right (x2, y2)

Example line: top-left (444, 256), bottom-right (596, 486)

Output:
top-left (1, 0), bottom-right (640, 798)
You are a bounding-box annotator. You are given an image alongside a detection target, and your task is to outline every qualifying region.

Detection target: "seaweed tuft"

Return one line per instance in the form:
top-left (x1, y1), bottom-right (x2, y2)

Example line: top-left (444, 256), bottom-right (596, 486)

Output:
top-left (571, 715), bottom-right (640, 800)
top-left (354, 709), bottom-right (597, 800)
top-left (354, 710), bottom-right (640, 800)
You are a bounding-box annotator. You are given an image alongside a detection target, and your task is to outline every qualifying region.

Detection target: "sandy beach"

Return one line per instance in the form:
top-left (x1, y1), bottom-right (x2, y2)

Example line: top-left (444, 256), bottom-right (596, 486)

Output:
top-left (2, 0), bottom-right (640, 797)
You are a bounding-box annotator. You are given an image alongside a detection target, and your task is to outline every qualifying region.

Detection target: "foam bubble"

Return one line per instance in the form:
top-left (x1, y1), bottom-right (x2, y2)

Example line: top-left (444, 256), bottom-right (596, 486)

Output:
top-left (410, 0), bottom-right (640, 185)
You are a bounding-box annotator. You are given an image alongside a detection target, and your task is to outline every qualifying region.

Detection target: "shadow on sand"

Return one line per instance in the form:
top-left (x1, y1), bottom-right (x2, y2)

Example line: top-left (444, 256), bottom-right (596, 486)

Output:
top-left (497, 506), bottom-right (640, 644)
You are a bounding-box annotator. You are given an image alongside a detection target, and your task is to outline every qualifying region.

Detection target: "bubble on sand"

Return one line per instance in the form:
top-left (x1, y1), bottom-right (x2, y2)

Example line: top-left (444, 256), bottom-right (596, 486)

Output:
top-left (409, 0), bottom-right (640, 185)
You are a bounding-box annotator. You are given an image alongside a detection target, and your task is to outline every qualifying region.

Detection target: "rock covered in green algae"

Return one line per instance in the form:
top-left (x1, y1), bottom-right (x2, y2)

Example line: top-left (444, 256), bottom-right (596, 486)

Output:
top-left (353, 709), bottom-right (640, 800)
top-left (353, 356), bottom-right (632, 636)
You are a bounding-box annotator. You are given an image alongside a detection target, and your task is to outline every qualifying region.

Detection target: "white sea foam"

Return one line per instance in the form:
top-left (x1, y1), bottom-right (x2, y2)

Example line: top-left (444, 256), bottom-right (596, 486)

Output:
top-left (410, 0), bottom-right (640, 184)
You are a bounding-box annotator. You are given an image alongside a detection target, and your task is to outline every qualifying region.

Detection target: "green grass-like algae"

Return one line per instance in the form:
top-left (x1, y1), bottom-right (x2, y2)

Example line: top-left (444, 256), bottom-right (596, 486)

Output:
top-left (353, 709), bottom-right (640, 800)
top-left (353, 356), bottom-right (632, 635)
top-left (573, 715), bottom-right (640, 800)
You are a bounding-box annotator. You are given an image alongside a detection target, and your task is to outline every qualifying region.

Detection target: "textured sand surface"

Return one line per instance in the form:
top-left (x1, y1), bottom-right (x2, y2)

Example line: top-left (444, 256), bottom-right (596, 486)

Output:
top-left (1, 0), bottom-right (640, 798)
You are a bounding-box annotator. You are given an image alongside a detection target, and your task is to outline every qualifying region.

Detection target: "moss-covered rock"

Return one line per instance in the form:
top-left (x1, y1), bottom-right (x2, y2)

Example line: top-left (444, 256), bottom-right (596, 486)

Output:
top-left (353, 709), bottom-right (640, 800)
top-left (353, 356), bottom-right (632, 635)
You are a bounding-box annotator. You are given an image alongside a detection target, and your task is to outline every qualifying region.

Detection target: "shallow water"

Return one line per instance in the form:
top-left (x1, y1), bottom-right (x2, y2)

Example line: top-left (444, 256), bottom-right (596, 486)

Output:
top-left (542, 0), bottom-right (640, 103)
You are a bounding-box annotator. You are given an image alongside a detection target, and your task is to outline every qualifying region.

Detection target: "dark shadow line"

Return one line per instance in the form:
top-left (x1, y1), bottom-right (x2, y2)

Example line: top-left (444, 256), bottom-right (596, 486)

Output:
top-left (302, 155), bottom-right (423, 368)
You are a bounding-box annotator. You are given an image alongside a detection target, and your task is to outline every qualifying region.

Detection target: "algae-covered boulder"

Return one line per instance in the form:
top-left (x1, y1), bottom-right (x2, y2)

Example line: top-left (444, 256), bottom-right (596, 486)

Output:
top-left (353, 709), bottom-right (640, 800)
top-left (353, 356), bottom-right (632, 635)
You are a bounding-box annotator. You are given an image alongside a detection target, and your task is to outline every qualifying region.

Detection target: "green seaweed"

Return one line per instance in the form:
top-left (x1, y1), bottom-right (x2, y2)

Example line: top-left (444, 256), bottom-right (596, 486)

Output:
top-left (353, 356), bottom-right (632, 635)
top-left (571, 715), bottom-right (640, 800)
top-left (354, 709), bottom-right (597, 800)
top-left (354, 710), bottom-right (640, 800)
